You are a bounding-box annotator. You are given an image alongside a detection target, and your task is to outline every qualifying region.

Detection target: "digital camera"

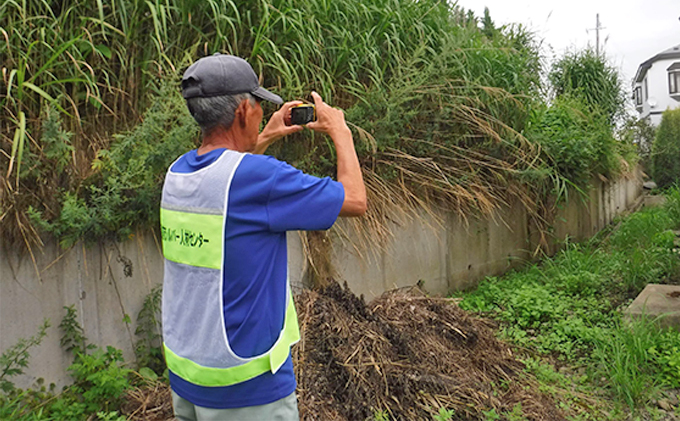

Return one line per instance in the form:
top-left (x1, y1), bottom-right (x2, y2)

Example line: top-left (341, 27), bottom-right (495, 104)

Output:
top-left (290, 104), bottom-right (316, 125)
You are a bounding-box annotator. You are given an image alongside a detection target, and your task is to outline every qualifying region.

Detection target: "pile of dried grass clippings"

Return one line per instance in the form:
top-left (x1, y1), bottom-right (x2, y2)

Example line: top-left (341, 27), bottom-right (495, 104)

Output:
top-left (293, 281), bottom-right (568, 421)
top-left (121, 381), bottom-right (173, 421)
top-left (122, 280), bottom-right (569, 421)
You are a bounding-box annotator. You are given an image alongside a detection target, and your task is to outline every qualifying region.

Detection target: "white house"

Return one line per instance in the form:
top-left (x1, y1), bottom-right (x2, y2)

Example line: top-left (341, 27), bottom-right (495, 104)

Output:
top-left (633, 44), bottom-right (680, 126)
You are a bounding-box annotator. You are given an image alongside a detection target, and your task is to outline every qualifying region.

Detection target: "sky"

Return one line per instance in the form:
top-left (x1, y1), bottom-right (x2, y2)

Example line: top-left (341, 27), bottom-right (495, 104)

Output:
top-left (454, 0), bottom-right (680, 90)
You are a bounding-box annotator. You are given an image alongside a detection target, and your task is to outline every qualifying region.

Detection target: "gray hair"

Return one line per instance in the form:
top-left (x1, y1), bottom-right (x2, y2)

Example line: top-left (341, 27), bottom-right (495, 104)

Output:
top-left (186, 93), bottom-right (256, 135)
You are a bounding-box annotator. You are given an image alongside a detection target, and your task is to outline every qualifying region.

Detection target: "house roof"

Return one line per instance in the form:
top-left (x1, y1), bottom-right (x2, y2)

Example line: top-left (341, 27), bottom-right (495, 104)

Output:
top-left (634, 44), bottom-right (680, 83)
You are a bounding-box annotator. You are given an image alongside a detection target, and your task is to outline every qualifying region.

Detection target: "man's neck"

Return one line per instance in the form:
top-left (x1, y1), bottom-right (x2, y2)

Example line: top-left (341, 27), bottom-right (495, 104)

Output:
top-left (197, 126), bottom-right (246, 155)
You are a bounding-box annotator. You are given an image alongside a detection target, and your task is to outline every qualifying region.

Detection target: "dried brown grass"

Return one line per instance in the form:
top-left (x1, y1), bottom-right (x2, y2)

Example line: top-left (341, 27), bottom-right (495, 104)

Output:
top-left (122, 282), bottom-right (571, 420)
top-left (293, 282), bottom-right (570, 421)
top-left (121, 381), bottom-right (173, 421)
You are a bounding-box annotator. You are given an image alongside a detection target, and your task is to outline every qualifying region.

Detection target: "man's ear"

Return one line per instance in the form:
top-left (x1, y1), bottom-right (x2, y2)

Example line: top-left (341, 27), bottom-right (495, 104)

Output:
top-left (235, 99), bottom-right (249, 127)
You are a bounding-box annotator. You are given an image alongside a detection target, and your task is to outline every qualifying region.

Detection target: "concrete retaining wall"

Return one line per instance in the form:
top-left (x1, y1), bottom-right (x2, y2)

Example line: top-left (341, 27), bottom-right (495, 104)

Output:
top-left (0, 172), bottom-right (642, 389)
top-left (333, 173), bottom-right (643, 300)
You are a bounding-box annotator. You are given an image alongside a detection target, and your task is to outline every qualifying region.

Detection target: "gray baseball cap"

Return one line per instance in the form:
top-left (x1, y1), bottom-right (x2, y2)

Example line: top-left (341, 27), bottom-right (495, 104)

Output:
top-left (181, 53), bottom-right (283, 104)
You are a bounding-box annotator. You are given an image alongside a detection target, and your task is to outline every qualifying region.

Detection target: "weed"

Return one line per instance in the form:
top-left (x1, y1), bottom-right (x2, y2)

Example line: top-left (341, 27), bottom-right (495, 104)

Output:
top-left (97, 411), bottom-right (127, 421)
top-left (373, 408), bottom-right (390, 421)
top-left (482, 408), bottom-right (500, 420)
top-left (28, 87), bottom-right (199, 247)
top-left (663, 186), bottom-right (680, 225)
top-left (65, 346), bottom-right (132, 415)
top-left (526, 96), bottom-right (621, 188)
top-left (59, 305), bottom-right (90, 355)
top-left (433, 407), bottom-right (455, 421)
top-left (134, 284), bottom-right (165, 375)
top-left (549, 48), bottom-right (626, 126)
top-left (608, 208), bottom-right (673, 249)
top-left (647, 329), bottom-right (680, 389)
top-left (506, 403), bottom-right (525, 421)
top-left (522, 357), bottom-right (566, 386)
top-left (0, 307), bottom-right (134, 420)
top-left (0, 320), bottom-right (50, 392)
top-left (591, 316), bottom-right (662, 409)
top-left (1, 0), bottom-right (629, 257)
top-left (50, 305), bottom-right (132, 419)
top-left (0, 385), bottom-right (55, 421)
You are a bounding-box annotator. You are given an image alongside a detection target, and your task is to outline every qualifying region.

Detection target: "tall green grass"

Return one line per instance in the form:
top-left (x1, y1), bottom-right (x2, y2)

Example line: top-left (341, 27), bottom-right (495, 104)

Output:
top-left (1, 0), bottom-right (631, 249)
top-left (1, 0), bottom-right (555, 247)
top-left (592, 317), bottom-right (664, 409)
top-left (549, 48), bottom-right (626, 126)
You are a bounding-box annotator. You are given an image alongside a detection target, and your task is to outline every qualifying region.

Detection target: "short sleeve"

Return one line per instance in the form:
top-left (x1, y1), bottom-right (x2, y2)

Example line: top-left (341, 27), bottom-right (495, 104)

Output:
top-left (265, 160), bottom-right (344, 232)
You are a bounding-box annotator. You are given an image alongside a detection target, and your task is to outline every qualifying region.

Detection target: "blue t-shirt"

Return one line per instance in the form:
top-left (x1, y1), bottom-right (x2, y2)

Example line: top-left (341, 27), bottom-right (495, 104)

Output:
top-left (167, 148), bottom-right (344, 408)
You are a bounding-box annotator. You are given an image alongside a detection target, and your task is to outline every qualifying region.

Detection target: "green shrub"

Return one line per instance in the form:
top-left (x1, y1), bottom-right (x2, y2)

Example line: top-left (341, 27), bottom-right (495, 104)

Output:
top-left (28, 86), bottom-right (198, 247)
top-left (44, 305), bottom-right (133, 420)
top-left (651, 108), bottom-right (680, 188)
top-left (549, 48), bottom-right (626, 126)
top-left (66, 347), bottom-right (131, 415)
top-left (525, 96), bottom-right (620, 188)
top-left (617, 117), bottom-right (655, 168)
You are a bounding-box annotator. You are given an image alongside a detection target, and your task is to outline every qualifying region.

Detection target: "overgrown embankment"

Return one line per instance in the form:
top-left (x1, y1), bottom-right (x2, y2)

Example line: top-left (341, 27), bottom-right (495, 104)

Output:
top-left (1, 0), bottom-right (636, 255)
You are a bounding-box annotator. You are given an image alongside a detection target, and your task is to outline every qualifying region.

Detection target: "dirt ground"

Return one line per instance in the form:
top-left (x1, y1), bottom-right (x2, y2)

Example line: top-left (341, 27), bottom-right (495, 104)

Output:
top-left (122, 282), bottom-right (568, 420)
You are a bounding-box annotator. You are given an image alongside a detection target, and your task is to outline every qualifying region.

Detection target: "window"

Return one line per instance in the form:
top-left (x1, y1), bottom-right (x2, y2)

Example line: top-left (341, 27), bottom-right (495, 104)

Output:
top-left (635, 87), bottom-right (642, 105)
top-left (668, 62), bottom-right (680, 95)
top-left (670, 71), bottom-right (680, 94)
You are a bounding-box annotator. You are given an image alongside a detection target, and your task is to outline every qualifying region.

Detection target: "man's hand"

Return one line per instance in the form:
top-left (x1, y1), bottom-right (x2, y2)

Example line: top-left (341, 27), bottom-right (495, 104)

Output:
top-left (306, 92), bottom-right (367, 217)
top-left (254, 101), bottom-right (304, 154)
top-left (305, 92), bottom-right (351, 138)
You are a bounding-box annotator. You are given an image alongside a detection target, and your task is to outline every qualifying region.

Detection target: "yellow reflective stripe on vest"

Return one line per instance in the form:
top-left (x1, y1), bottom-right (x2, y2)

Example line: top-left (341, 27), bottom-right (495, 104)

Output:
top-left (160, 208), bottom-right (223, 269)
top-left (164, 296), bottom-right (301, 387)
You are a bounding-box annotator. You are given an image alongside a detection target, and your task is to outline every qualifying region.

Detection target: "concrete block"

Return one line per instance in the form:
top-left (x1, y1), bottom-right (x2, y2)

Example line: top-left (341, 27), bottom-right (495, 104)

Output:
top-left (381, 210), bottom-right (447, 296)
top-left (331, 220), bottom-right (385, 301)
top-left (627, 177), bottom-right (641, 209)
top-left (604, 181), bottom-right (614, 225)
top-left (0, 241), bottom-right (77, 389)
top-left (486, 204), bottom-right (531, 271)
top-left (624, 284), bottom-right (680, 330)
top-left (287, 232), bottom-right (307, 292)
top-left (554, 196), bottom-right (582, 242)
top-left (593, 179), bottom-right (605, 232)
top-left (447, 213), bottom-right (490, 291)
top-left (447, 205), bottom-right (529, 292)
top-left (642, 195), bottom-right (667, 209)
top-left (0, 233), bottom-right (163, 390)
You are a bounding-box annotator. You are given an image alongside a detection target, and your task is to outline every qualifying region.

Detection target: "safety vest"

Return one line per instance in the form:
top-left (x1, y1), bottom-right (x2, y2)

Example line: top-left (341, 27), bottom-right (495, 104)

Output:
top-left (159, 150), bottom-right (300, 387)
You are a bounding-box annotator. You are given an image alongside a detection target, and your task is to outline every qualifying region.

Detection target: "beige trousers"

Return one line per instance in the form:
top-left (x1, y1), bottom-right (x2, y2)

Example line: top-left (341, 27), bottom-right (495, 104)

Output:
top-left (171, 390), bottom-right (299, 421)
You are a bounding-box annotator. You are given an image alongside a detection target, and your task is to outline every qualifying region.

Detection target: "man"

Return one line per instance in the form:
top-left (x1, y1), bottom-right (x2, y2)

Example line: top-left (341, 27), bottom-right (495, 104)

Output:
top-left (160, 53), bottom-right (366, 420)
